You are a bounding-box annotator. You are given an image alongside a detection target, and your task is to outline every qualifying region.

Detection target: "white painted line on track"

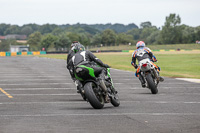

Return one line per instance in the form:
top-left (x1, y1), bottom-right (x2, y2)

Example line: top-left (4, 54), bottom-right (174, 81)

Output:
top-left (116, 86), bottom-right (200, 90)
top-left (114, 82), bottom-right (196, 85)
top-left (0, 76), bottom-right (68, 78)
top-left (1, 82), bottom-right (195, 86)
top-left (0, 79), bottom-right (72, 81)
top-left (0, 101), bottom-right (200, 105)
top-left (0, 83), bottom-right (73, 85)
top-left (110, 68), bottom-right (132, 73)
top-left (3, 88), bottom-right (75, 90)
top-left (2, 86), bottom-right (198, 91)
top-left (112, 76), bottom-right (135, 78)
top-left (0, 102), bottom-right (85, 104)
top-left (161, 86), bottom-right (200, 88)
top-left (0, 113), bottom-right (200, 117)
top-left (176, 78), bottom-right (200, 83)
top-left (0, 94), bottom-right (79, 96)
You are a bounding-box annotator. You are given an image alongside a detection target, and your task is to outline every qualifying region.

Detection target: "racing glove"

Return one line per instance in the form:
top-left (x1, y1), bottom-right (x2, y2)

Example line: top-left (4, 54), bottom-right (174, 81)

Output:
top-left (134, 64), bottom-right (138, 69)
top-left (103, 64), bottom-right (110, 68)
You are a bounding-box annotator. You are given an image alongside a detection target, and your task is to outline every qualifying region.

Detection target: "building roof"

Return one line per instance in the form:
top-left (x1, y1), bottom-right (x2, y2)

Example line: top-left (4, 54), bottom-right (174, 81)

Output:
top-left (0, 36), bottom-right (5, 40)
top-left (10, 45), bottom-right (28, 48)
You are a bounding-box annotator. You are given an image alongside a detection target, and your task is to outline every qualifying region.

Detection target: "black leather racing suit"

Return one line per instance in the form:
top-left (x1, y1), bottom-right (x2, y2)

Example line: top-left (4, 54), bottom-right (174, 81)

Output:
top-left (67, 50), bottom-right (108, 81)
top-left (67, 50), bottom-right (76, 81)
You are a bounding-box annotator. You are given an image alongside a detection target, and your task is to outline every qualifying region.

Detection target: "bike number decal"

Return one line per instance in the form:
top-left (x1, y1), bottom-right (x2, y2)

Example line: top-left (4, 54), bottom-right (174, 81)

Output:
top-left (137, 50), bottom-right (146, 57)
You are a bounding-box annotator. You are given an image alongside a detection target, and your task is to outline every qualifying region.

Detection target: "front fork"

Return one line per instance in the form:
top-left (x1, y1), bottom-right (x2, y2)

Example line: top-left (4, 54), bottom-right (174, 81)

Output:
top-left (106, 68), bottom-right (114, 88)
top-left (106, 68), bottom-right (118, 96)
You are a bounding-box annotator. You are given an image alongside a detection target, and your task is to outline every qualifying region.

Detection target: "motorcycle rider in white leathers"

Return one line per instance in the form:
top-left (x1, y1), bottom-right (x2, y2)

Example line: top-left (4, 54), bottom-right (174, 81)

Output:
top-left (131, 41), bottom-right (164, 87)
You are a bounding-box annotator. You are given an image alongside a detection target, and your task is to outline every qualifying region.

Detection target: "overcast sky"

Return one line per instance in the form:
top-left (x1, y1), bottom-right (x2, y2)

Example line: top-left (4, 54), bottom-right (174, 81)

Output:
top-left (1, 0), bottom-right (200, 27)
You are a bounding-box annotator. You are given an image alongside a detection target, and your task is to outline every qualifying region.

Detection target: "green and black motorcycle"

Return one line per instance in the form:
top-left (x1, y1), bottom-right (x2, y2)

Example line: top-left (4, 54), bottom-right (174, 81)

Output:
top-left (74, 64), bottom-right (120, 109)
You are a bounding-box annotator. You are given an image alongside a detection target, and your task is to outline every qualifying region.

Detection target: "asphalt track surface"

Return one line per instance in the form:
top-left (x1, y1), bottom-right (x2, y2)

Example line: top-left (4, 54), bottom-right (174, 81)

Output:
top-left (0, 56), bottom-right (200, 133)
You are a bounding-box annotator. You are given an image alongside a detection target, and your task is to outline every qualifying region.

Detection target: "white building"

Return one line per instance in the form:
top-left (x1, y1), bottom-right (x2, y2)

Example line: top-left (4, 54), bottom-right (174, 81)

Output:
top-left (10, 45), bottom-right (29, 52)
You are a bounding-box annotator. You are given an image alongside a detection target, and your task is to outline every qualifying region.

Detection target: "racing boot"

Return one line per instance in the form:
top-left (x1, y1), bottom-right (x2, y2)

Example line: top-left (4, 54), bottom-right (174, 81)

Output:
top-left (157, 71), bottom-right (164, 82)
top-left (158, 76), bottom-right (164, 82)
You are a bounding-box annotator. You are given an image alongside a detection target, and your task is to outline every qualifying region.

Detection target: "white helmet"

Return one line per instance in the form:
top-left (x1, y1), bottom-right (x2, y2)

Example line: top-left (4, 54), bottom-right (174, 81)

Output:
top-left (136, 41), bottom-right (145, 49)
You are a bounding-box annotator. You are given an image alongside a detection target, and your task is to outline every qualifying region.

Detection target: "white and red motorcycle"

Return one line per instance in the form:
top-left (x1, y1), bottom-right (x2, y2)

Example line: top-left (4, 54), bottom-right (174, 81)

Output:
top-left (138, 59), bottom-right (163, 94)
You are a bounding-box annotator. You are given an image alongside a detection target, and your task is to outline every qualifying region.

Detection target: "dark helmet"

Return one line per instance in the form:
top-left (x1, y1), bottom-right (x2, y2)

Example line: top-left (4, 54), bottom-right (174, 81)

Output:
top-left (71, 41), bottom-right (80, 48)
top-left (71, 43), bottom-right (85, 53)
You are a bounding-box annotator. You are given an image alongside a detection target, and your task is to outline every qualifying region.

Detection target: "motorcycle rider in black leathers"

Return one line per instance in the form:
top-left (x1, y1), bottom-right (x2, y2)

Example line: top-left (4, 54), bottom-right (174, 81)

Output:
top-left (131, 41), bottom-right (164, 87)
top-left (67, 42), bottom-right (110, 102)
top-left (67, 41), bottom-right (79, 82)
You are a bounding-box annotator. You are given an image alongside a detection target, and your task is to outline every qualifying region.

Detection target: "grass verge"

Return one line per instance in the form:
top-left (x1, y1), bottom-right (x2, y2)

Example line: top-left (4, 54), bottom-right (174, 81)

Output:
top-left (37, 51), bottom-right (200, 79)
top-left (89, 44), bottom-right (200, 51)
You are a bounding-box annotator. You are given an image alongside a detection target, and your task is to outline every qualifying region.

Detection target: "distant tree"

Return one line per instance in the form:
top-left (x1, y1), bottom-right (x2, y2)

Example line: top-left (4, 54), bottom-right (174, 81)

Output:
top-left (89, 23), bottom-right (138, 33)
top-left (41, 34), bottom-right (58, 51)
top-left (27, 32), bottom-right (42, 50)
top-left (101, 29), bottom-right (117, 46)
top-left (24, 24), bottom-right (40, 32)
top-left (4, 25), bottom-right (20, 35)
top-left (79, 33), bottom-right (90, 46)
top-left (21, 26), bottom-right (33, 36)
top-left (140, 21), bottom-right (152, 29)
top-left (51, 27), bottom-right (64, 36)
top-left (146, 30), bottom-right (161, 44)
top-left (0, 40), bottom-right (10, 51)
top-left (117, 33), bottom-right (133, 45)
top-left (0, 40), bottom-right (18, 51)
top-left (195, 26), bottom-right (200, 41)
top-left (54, 34), bottom-right (71, 51)
top-left (127, 28), bottom-right (141, 41)
top-left (27, 32), bottom-right (42, 45)
top-left (67, 32), bottom-right (80, 42)
top-left (39, 24), bottom-right (58, 34)
top-left (0, 23), bottom-right (10, 35)
top-left (160, 13), bottom-right (182, 44)
top-left (91, 33), bottom-right (102, 46)
top-left (81, 26), bottom-right (100, 35)
top-left (140, 27), bottom-right (158, 43)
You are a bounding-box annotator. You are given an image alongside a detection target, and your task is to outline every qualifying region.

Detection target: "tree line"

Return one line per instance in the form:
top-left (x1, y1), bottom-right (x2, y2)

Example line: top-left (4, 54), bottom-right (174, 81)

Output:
top-left (0, 13), bottom-right (200, 51)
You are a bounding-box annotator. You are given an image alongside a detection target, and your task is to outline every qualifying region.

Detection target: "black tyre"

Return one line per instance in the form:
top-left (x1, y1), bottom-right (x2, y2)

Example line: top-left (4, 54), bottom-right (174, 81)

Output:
top-left (84, 82), bottom-right (104, 109)
top-left (110, 93), bottom-right (120, 107)
top-left (146, 73), bottom-right (158, 94)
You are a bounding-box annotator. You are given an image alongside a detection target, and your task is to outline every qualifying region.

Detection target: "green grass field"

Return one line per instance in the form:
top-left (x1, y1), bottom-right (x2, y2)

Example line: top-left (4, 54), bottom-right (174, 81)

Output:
top-left (37, 51), bottom-right (200, 79)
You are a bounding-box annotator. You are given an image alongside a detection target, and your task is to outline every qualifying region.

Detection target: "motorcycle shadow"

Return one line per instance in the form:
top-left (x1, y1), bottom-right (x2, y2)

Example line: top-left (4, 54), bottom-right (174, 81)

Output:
top-left (58, 98), bottom-right (85, 102)
top-left (61, 105), bottom-right (115, 110)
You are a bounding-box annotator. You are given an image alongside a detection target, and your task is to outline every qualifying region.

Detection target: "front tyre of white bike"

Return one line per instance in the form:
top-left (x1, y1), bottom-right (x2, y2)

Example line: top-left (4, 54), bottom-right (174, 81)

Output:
top-left (146, 73), bottom-right (158, 94)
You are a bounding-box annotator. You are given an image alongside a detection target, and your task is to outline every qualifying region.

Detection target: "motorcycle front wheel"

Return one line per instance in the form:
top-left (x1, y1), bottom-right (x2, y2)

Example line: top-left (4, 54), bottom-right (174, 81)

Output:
top-left (146, 73), bottom-right (158, 94)
top-left (84, 82), bottom-right (104, 109)
top-left (110, 93), bottom-right (120, 107)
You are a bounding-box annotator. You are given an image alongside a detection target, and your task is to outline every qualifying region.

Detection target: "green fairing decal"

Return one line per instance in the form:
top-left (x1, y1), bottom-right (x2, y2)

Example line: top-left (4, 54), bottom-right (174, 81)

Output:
top-left (75, 73), bottom-right (83, 81)
top-left (78, 65), bottom-right (95, 77)
top-left (107, 68), bottom-right (114, 87)
top-left (107, 68), bottom-right (111, 77)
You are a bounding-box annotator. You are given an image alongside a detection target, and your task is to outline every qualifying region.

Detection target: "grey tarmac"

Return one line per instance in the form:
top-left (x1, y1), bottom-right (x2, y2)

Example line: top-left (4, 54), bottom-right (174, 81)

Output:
top-left (0, 56), bottom-right (200, 133)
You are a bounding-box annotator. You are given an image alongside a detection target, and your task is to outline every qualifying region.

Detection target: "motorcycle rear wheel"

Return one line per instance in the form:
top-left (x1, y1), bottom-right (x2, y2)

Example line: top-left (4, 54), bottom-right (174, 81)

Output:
top-left (84, 82), bottom-right (104, 109)
top-left (146, 73), bottom-right (158, 94)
